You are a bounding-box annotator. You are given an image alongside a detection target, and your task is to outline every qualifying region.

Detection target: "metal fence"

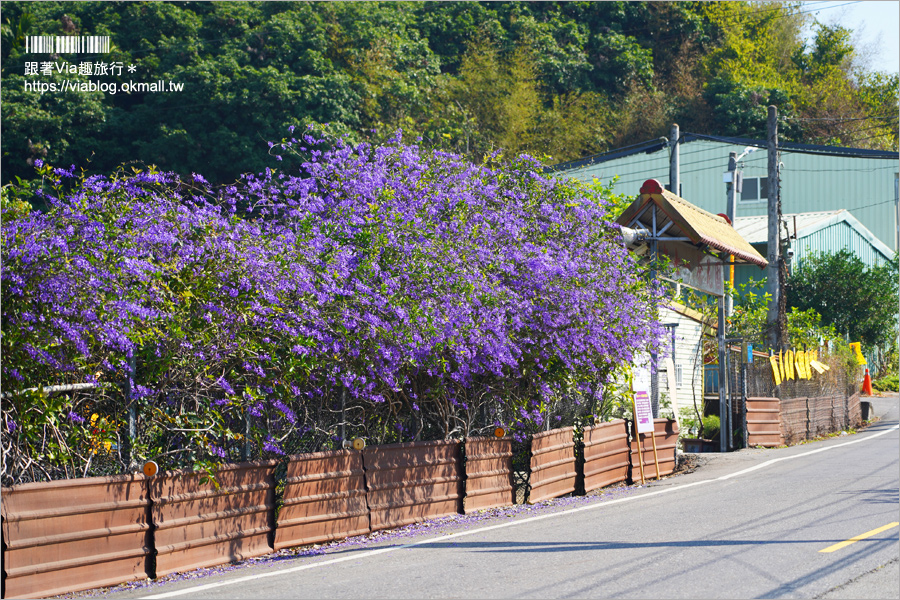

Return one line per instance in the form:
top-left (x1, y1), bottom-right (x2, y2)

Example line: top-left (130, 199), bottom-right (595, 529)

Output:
top-left (1, 380), bottom-right (600, 487)
top-left (723, 348), bottom-right (862, 448)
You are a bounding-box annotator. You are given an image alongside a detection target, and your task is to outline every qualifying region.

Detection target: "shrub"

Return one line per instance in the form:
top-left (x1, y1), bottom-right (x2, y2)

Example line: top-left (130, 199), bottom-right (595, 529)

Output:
top-left (1, 130), bottom-right (663, 483)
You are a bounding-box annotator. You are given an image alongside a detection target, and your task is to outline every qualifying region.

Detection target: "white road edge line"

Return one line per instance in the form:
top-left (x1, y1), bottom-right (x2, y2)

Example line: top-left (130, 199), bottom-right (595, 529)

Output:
top-left (141, 424), bottom-right (899, 599)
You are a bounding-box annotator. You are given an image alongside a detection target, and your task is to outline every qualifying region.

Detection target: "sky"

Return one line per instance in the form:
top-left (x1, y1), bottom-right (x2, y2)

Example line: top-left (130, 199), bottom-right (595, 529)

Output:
top-left (801, 1), bottom-right (900, 74)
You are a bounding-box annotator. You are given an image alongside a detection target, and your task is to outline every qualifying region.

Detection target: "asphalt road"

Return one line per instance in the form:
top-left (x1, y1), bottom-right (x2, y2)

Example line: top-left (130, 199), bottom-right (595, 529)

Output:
top-left (83, 395), bottom-right (899, 600)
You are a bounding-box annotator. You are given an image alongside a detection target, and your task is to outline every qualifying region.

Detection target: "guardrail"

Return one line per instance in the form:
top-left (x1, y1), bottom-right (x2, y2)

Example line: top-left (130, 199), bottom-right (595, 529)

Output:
top-left (629, 419), bottom-right (678, 482)
top-left (363, 440), bottom-right (463, 530)
top-left (745, 397), bottom-right (783, 447)
top-left (150, 461), bottom-right (277, 578)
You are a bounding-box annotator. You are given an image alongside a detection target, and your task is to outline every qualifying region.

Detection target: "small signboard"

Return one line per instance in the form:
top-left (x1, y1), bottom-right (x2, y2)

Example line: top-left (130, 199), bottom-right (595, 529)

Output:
top-left (633, 390), bottom-right (655, 434)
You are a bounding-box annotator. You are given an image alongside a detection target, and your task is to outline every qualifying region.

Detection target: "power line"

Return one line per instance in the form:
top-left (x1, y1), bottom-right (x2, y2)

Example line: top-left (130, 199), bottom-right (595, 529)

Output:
top-left (845, 198), bottom-right (899, 212)
top-left (786, 114), bottom-right (899, 122)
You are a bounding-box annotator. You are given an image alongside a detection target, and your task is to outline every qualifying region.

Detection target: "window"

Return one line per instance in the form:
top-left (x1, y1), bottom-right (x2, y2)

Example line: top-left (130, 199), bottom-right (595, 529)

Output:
top-left (740, 176), bottom-right (768, 202)
top-left (675, 363), bottom-right (684, 388)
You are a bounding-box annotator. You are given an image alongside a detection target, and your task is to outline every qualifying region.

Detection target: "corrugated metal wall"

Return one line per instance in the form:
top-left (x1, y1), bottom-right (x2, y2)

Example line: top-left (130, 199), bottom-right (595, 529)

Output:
top-left (463, 437), bottom-right (515, 513)
top-left (528, 427), bottom-right (576, 504)
top-left (1, 474), bottom-right (151, 600)
top-left (794, 221), bottom-right (889, 269)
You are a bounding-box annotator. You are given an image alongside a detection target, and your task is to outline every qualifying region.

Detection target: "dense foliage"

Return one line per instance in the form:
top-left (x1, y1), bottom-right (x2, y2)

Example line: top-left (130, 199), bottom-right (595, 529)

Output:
top-left (786, 250), bottom-right (899, 348)
top-left (1, 131), bottom-right (662, 483)
top-left (2, 1), bottom-right (897, 189)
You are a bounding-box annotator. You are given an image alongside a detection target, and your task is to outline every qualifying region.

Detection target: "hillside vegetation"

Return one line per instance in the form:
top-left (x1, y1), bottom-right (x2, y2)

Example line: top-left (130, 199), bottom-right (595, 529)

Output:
top-left (2, 1), bottom-right (898, 187)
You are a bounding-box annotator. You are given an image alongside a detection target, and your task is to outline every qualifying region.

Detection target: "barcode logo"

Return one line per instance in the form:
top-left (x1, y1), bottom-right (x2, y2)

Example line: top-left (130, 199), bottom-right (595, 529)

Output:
top-left (26, 36), bottom-right (111, 54)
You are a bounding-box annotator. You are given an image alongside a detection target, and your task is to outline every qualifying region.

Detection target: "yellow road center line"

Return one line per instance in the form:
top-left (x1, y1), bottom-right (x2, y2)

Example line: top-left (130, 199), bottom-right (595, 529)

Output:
top-left (819, 522), bottom-right (900, 553)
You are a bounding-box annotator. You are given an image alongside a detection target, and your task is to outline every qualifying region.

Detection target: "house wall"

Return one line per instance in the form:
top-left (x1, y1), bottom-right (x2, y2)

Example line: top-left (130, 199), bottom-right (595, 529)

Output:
top-left (563, 139), bottom-right (899, 253)
top-left (658, 305), bottom-right (705, 424)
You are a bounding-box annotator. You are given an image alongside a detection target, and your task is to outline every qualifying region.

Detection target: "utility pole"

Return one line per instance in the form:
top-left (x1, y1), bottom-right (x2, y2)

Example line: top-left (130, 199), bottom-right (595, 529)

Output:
top-left (726, 152), bottom-right (738, 224)
top-left (766, 106), bottom-right (781, 351)
top-left (725, 151), bottom-right (737, 318)
top-left (669, 123), bottom-right (680, 196)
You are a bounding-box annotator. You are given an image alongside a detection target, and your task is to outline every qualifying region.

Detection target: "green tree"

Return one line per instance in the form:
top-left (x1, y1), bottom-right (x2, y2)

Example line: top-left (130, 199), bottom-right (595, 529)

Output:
top-left (787, 250), bottom-right (899, 347)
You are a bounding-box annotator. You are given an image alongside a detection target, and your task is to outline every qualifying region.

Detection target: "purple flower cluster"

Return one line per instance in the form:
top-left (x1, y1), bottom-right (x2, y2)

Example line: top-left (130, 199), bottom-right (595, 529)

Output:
top-left (1, 130), bottom-right (662, 470)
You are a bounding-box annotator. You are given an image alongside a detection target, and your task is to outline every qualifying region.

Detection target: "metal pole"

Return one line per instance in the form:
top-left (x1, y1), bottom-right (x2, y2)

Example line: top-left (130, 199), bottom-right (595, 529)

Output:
top-left (128, 354), bottom-right (136, 444)
top-left (741, 362), bottom-right (748, 449)
top-left (341, 387), bottom-right (347, 442)
top-left (726, 151), bottom-right (737, 318)
top-left (725, 344), bottom-right (732, 451)
top-left (766, 106), bottom-right (781, 350)
top-left (122, 353), bottom-right (137, 469)
top-left (650, 206), bottom-right (659, 418)
top-left (717, 296), bottom-right (727, 453)
top-left (669, 123), bottom-right (680, 196)
top-left (726, 151), bottom-right (738, 224)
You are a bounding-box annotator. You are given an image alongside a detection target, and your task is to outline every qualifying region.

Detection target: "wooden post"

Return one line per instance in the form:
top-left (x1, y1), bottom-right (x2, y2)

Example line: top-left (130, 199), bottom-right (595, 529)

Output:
top-left (766, 105), bottom-right (781, 350)
top-left (631, 401), bottom-right (646, 485)
top-left (650, 424), bottom-right (661, 480)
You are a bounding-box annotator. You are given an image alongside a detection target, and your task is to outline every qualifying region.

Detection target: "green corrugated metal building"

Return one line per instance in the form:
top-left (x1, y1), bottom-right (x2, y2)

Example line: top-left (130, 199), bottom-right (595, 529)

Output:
top-left (557, 133), bottom-right (899, 259)
top-left (732, 209), bottom-right (895, 289)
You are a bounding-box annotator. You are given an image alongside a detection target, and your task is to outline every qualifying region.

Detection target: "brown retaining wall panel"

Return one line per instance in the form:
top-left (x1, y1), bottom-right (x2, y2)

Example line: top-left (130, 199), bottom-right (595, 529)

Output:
top-left (581, 420), bottom-right (629, 493)
top-left (528, 427), bottom-right (576, 504)
top-left (780, 397), bottom-right (808, 444)
top-left (151, 461), bottom-right (277, 577)
top-left (746, 397), bottom-right (783, 447)
top-left (274, 450), bottom-right (370, 550)
top-left (363, 440), bottom-right (462, 531)
top-left (1, 473), bottom-right (150, 599)
top-left (463, 437), bottom-right (514, 513)
top-left (848, 392), bottom-right (862, 427)
top-left (808, 396), bottom-right (835, 437)
top-left (629, 419), bottom-right (678, 482)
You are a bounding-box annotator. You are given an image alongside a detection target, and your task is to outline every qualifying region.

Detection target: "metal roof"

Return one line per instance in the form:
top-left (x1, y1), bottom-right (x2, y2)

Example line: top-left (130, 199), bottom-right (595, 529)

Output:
top-left (733, 209), bottom-right (895, 261)
top-left (551, 133), bottom-right (898, 172)
top-left (617, 179), bottom-right (768, 267)
top-left (734, 210), bottom-right (843, 244)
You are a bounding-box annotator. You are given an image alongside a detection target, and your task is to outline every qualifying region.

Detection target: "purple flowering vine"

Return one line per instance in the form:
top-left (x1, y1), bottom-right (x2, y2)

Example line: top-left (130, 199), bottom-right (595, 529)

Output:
top-left (1, 128), bottom-right (663, 482)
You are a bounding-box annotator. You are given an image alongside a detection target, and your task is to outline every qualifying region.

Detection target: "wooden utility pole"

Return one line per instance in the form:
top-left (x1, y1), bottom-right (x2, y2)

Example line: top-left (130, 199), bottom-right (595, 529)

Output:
top-left (766, 106), bottom-right (781, 351)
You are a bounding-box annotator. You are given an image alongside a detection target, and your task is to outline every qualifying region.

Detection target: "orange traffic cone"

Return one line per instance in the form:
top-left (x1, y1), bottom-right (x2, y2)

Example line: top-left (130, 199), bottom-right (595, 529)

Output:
top-left (862, 368), bottom-right (874, 396)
